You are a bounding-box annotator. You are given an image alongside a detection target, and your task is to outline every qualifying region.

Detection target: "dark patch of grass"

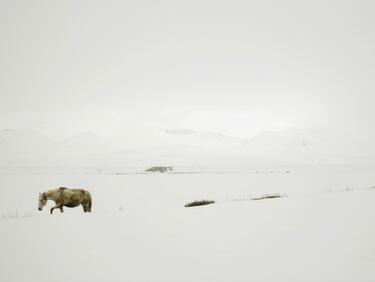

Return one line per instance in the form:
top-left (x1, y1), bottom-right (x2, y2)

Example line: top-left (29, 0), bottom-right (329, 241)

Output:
top-left (252, 193), bottom-right (284, 201)
top-left (185, 200), bottom-right (215, 207)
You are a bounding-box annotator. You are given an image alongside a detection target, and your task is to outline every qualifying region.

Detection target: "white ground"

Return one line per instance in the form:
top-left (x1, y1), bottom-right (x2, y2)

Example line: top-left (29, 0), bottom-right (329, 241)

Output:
top-left (1, 167), bottom-right (375, 282)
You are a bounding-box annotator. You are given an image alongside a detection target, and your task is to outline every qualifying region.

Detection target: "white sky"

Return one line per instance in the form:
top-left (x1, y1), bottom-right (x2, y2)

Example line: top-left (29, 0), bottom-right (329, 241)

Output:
top-left (0, 0), bottom-right (374, 139)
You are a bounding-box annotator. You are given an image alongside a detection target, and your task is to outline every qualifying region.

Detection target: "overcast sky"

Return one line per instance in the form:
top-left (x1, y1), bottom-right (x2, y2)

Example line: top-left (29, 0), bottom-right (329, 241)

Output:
top-left (0, 0), bottom-right (374, 139)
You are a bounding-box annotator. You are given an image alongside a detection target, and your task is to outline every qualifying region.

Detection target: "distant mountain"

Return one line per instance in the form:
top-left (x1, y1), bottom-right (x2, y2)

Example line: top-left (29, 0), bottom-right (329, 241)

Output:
top-left (244, 127), bottom-right (375, 165)
top-left (0, 126), bottom-right (373, 167)
top-left (244, 129), bottom-right (311, 151)
top-left (0, 128), bottom-right (56, 148)
top-left (0, 129), bottom-right (120, 166)
top-left (0, 129), bottom-right (61, 166)
top-left (63, 131), bottom-right (119, 153)
top-left (162, 129), bottom-right (249, 147)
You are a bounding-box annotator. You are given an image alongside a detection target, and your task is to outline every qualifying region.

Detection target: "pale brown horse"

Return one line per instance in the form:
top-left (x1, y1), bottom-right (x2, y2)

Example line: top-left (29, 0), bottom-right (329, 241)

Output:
top-left (38, 187), bottom-right (92, 214)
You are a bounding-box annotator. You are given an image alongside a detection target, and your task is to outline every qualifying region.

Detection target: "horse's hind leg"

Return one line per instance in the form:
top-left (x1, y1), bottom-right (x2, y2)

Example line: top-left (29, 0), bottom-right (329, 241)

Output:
top-left (82, 204), bottom-right (88, 212)
top-left (88, 197), bottom-right (92, 212)
top-left (82, 200), bottom-right (91, 213)
top-left (86, 202), bottom-right (91, 212)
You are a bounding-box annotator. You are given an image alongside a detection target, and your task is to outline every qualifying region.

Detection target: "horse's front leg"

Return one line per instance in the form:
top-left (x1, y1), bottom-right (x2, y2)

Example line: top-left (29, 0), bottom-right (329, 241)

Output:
top-left (50, 204), bottom-right (63, 214)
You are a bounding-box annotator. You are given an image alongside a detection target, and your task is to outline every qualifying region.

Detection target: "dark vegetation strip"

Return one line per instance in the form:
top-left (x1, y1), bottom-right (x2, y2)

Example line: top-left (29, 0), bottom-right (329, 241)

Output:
top-left (185, 200), bottom-right (215, 207)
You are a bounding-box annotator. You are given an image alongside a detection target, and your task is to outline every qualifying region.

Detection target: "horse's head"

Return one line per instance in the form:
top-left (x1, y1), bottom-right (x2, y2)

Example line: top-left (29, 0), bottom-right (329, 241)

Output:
top-left (38, 193), bottom-right (47, 211)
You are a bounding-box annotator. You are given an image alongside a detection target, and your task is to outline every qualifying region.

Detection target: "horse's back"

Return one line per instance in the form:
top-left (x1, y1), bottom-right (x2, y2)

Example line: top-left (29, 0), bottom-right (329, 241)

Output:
top-left (57, 188), bottom-right (91, 204)
top-left (71, 188), bottom-right (91, 199)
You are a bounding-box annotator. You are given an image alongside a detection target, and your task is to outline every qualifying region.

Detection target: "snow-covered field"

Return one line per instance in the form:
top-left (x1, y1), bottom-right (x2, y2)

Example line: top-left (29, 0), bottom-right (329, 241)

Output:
top-left (1, 167), bottom-right (375, 282)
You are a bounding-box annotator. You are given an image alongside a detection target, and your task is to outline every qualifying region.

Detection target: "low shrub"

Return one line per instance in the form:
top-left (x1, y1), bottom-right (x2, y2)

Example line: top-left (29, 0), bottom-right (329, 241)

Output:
top-left (185, 200), bottom-right (215, 207)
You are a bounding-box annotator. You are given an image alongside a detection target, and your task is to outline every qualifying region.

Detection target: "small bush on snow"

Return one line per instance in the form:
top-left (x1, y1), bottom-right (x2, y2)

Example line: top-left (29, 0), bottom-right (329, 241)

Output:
top-left (185, 200), bottom-right (215, 207)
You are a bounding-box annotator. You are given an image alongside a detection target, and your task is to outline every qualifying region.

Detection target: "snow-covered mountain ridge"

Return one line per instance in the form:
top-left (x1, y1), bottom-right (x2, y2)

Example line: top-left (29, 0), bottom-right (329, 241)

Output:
top-left (0, 126), bottom-right (374, 166)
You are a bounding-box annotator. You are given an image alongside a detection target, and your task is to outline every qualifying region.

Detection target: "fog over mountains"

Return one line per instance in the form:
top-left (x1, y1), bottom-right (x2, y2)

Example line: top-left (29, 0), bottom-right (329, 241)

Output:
top-left (1, 125), bottom-right (373, 167)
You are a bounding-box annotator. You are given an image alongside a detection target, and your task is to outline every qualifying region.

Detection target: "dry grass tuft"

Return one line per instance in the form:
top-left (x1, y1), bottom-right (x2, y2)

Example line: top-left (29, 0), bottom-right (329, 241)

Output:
top-left (252, 193), bottom-right (284, 201)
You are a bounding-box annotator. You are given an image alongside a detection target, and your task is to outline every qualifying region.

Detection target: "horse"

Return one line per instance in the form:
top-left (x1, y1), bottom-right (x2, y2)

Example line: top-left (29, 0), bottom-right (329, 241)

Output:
top-left (38, 187), bottom-right (92, 214)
